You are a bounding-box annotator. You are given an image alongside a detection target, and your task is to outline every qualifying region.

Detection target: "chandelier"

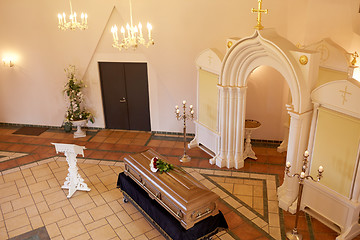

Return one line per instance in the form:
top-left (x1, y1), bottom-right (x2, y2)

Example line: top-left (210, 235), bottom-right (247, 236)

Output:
top-left (111, 0), bottom-right (154, 50)
top-left (58, 0), bottom-right (88, 30)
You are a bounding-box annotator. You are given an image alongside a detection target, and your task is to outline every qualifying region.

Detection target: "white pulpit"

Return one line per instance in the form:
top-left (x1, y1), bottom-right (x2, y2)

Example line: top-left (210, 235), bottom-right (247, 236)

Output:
top-left (52, 143), bottom-right (91, 198)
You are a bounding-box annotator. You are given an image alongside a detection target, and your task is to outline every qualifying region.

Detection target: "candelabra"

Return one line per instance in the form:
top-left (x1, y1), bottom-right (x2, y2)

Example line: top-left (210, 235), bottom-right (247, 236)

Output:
top-left (285, 150), bottom-right (324, 240)
top-left (175, 100), bottom-right (194, 163)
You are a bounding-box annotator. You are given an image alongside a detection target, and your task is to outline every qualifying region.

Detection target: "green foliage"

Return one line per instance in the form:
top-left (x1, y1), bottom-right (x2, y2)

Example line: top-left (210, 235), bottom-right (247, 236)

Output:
top-left (155, 158), bottom-right (174, 173)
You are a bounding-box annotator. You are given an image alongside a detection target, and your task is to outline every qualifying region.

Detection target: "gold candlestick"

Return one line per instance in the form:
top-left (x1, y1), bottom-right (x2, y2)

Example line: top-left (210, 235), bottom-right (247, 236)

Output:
top-left (285, 151), bottom-right (324, 240)
top-left (175, 100), bottom-right (194, 163)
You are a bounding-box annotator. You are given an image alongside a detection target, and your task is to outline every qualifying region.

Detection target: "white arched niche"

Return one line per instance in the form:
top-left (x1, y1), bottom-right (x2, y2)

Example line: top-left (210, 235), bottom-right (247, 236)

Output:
top-left (211, 29), bottom-right (320, 211)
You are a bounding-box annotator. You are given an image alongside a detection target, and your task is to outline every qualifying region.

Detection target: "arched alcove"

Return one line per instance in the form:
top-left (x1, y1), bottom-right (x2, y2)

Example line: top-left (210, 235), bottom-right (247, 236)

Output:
top-left (245, 65), bottom-right (290, 141)
top-left (211, 29), bottom-right (320, 211)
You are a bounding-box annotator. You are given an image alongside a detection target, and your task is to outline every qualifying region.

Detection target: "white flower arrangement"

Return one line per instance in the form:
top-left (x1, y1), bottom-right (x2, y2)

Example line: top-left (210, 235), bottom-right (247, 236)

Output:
top-left (64, 65), bottom-right (94, 123)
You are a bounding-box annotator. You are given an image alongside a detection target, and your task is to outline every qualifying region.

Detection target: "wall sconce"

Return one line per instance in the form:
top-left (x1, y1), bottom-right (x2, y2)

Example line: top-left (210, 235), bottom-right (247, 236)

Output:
top-left (2, 56), bottom-right (15, 67)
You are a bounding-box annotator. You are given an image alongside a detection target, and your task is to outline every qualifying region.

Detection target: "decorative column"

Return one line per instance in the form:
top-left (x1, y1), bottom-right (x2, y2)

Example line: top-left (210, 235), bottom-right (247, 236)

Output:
top-left (277, 108), bottom-right (313, 212)
top-left (211, 85), bottom-right (230, 168)
top-left (226, 87), bottom-right (237, 168)
top-left (234, 86), bottom-right (247, 169)
top-left (52, 143), bottom-right (91, 198)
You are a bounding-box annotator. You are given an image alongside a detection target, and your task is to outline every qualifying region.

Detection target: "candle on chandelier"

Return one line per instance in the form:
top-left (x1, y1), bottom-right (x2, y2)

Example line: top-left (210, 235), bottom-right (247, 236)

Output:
top-left (63, 13), bottom-right (66, 23)
top-left (286, 161), bottom-right (291, 168)
top-left (300, 172), bottom-right (305, 178)
top-left (318, 166), bottom-right (324, 173)
top-left (304, 150), bottom-right (309, 157)
top-left (147, 22), bottom-right (152, 39)
top-left (58, 14), bottom-right (61, 24)
top-left (191, 110), bottom-right (194, 115)
top-left (189, 105), bottom-right (193, 109)
top-left (183, 100), bottom-right (186, 105)
top-left (111, 25), bottom-right (119, 41)
top-left (81, 13), bottom-right (84, 24)
top-left (175, 105), bottom-right (179, 109)
top-left (85, 13), bottom-right (88, 24)
top-left (176, 109), bottom-right (180, 114)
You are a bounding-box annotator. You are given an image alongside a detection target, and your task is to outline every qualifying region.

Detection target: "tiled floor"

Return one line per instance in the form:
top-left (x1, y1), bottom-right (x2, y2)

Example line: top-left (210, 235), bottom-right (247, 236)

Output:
top-left (0, 125), bottom-right (357, 240)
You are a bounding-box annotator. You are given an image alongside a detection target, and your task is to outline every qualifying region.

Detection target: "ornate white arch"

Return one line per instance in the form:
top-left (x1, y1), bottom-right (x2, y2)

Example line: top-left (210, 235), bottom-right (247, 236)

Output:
top-left (212, 29), bottom-right (320, 211)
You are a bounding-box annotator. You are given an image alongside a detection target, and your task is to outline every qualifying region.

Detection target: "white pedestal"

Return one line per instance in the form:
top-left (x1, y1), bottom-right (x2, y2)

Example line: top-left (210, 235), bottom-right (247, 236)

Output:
top-left (243, 120), bottom-right (261, 160)
top-left (52, 143), bottom-right (91, 198)
top-left (71, 120), bottom-right (87, 138)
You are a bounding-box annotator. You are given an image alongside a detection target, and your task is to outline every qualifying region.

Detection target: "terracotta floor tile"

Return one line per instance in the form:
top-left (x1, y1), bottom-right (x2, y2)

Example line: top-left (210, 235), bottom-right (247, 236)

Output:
top-left (231, 221), bottom-right (264, 240)
top-left (117, 138), bottom-right (133, 145)
top-left (104, 137), bottom-right (119, 144)
top-left (98, 143), bottom-right (116, 151)
top-left (146, 140), bottom-right (161, 147)
top-left (224, 211), bottom-right (245, 229)
top-left (87, 150), bottom-right (108, 159)
top-left (0, 160), bottom-right (19, 171)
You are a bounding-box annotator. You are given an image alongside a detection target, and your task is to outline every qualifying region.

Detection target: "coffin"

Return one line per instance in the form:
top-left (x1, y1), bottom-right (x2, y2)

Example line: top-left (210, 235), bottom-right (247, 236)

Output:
top-left (123, 149), bottom-right (219, 229)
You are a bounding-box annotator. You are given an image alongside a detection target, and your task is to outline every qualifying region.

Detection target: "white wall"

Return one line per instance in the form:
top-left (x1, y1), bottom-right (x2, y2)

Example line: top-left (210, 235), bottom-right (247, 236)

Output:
top-left (0, 0), bottom-right (359, 135)
top-left (245, 66), bottom-right (289, 141)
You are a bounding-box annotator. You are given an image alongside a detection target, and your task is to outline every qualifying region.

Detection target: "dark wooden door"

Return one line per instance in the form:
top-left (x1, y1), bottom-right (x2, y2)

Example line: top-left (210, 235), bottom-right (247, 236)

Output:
top-left (98, 62), bottom-right (151, 131)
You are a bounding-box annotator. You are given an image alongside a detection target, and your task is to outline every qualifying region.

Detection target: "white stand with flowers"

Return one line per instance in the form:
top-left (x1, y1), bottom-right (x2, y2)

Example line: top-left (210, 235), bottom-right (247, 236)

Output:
top-left (64, 65), bottom-right (94, 137)
top-left (52, 143), bottom-right (91, 198)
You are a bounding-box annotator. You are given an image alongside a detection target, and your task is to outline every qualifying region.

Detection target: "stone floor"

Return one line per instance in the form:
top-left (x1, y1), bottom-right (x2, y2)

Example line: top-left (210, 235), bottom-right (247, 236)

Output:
top-left (0, 125), bottom-right (356, 240)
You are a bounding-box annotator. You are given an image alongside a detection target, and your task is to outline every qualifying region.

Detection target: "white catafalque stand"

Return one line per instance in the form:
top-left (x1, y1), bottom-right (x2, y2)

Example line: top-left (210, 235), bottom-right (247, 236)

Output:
top-left (52, 143), bottom-right (91, 198)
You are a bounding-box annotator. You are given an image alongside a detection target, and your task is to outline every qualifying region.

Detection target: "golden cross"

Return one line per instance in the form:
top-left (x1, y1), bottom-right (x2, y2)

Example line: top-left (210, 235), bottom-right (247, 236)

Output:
top-left (339, 86), bottom-right (352, 105)
top-left (251, 0), bottom-right (268, 30)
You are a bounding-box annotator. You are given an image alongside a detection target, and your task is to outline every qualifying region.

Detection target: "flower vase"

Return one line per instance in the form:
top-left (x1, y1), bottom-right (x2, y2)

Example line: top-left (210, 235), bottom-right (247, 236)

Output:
top-left (71, 120), bottom-right (87, 138)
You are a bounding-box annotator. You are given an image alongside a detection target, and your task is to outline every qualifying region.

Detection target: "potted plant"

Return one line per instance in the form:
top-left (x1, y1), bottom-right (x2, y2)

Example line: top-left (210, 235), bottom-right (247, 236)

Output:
top-left (63, 65), bottom-right (94, 137)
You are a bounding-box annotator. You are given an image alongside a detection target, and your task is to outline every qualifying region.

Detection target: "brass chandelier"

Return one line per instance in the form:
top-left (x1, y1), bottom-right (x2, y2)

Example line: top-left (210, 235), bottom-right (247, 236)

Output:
top-left (58, 0), bottom-right (88, 31)
top-left (111, 0), bottom-right (154, 50)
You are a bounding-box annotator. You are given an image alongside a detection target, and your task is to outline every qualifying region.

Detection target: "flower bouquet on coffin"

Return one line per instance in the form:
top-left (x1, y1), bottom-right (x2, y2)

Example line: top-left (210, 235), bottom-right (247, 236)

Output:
top-left (150, 157), bottom-right (174, 173)
top-left (63, 65), bottom-right (94, 138)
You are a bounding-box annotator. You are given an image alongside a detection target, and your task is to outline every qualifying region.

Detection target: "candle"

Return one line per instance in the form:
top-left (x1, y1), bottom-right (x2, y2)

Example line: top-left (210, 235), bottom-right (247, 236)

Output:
top-left (286, 161), bottom-right (291, 168)
top-left (58, 14), bottom-right (62, 24)
top-left (190, 105), bottom-right (193, 109)
top-left (63, 13), bottom-right (66, 23)
top-left (304, 150), bottom-right (309, 157)
top-left (176, 109), bottom-right (180, 114)
top-left (85, 13), bottom-right (88, 24)
top-left (147, 22), bottom-right (152, 39)
top-left (175, 105), bottom-right (179, 109)
top-left (318, 166), bottom-right (324, 173)
top-left (81, 13), bottom-right (84, 24)
top-left (191, 110), bottom-right (194, 115)
top-left (183, 100), bottom-right (186, 105)
top-left (300, 172), bottom-right (305, 178)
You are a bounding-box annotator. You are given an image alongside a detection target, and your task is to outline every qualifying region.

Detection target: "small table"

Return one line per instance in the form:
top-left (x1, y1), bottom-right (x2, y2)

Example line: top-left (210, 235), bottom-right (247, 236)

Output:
top-left (243, 119), bottom-right (261, 160)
